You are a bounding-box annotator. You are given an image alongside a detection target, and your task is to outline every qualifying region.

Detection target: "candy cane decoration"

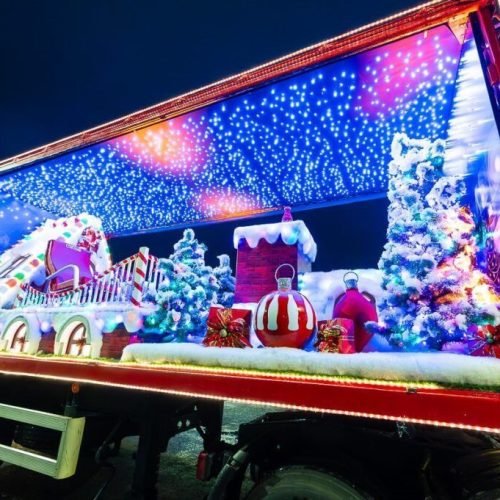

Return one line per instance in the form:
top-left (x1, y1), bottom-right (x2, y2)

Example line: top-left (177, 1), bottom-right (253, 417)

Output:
top-left (131, 247), bottom-right (149, 306)
top-left (12, 248), bottom-right (163, 308)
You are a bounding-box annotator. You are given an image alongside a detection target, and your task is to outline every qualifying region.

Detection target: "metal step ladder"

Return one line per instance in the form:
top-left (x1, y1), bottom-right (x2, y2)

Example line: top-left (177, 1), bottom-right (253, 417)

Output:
top-left (0, 403), bottom-right (85, 479)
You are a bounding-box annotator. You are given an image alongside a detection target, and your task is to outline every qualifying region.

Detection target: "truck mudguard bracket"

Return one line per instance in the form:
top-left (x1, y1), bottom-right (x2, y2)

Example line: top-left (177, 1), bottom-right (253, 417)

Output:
top-left (0, 402), bottom-right (85, 479)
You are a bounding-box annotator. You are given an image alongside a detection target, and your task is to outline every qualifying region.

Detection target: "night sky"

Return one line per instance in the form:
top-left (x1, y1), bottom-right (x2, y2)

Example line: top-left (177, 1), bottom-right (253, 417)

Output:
top-left (0, 0), bottom-right (425, 271)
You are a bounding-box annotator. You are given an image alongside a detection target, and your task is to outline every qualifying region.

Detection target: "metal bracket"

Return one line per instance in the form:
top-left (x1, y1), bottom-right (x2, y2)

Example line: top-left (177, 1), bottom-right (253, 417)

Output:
top-left (0, 402), bottom-right (85, 479)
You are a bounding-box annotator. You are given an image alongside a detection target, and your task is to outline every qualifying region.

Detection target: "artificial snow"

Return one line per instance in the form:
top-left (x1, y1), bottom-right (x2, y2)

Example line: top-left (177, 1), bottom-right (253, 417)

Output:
top-left (299, 268), bottom-right (384, 320)
top-left (122, 343), bottom-right (500, 389)
top-left (233, 220), bottom-right (317, 262)
top-left (2, 301), bottom-right (154, 316)
top-left (0, 302), bottom-right (154, 338)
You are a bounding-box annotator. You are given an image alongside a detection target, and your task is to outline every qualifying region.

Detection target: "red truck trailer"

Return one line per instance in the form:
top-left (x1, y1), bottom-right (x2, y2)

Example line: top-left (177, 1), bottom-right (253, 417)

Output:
top-left (0, 0), bottom-right (499, 498)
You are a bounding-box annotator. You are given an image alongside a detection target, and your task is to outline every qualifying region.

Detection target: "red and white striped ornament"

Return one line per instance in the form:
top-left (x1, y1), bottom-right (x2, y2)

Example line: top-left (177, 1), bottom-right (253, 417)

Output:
top-left (254, 264), bottom-right (316, 348)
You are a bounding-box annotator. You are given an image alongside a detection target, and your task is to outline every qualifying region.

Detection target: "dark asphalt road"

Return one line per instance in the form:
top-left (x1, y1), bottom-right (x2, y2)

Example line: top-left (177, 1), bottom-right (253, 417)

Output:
top-left (0, 403), bottom-right (278, 500)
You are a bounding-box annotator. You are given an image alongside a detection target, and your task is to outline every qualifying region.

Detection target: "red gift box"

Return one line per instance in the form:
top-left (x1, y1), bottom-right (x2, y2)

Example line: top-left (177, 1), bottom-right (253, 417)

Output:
top-left (204, 306), bottom-right (252, 348)
top-left (469, 324), bottom-right (500, 358)
top-left (315, 318), bottom-right (356, 354)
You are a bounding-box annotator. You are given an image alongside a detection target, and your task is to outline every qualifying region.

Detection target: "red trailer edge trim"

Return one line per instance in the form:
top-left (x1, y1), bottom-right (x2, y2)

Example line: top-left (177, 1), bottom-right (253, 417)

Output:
top-left (0, 354), bottom-right (498, 433)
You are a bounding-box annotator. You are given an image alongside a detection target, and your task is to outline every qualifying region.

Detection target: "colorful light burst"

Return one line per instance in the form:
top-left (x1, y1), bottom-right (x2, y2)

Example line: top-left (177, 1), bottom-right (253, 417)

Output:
top-left (0, 25), bottom-right (462, 237)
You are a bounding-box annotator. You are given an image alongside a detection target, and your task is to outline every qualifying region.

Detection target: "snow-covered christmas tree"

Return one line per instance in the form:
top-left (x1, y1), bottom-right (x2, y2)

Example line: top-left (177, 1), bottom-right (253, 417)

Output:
top-left (369, 133), bottom-right (499, 350)
top-left (213, 254), bottom-right (235, 308)
top-left (143, 229), bottom-right (221, 342)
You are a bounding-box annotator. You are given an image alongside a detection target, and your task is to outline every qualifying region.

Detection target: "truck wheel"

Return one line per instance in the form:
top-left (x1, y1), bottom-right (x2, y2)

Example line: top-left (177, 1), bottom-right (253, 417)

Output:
top-left (246, 466), bottom-right (368, 500)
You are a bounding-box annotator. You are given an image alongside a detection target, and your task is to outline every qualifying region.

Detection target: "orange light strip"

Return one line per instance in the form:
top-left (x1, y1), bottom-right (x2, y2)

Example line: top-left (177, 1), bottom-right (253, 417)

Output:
top-left (0, 366), bottom-right (498, 434)
top-left (0, 353), bottom-right (498, 433)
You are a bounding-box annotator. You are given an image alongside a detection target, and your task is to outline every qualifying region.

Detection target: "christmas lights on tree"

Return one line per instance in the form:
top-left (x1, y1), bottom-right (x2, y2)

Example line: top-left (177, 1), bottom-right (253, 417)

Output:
top-left (143, 229), bottom-right (234, 342)
top-left (368, 134), bottom-right (500, 350)
top-left (213, 254), bottom-right (235, 308)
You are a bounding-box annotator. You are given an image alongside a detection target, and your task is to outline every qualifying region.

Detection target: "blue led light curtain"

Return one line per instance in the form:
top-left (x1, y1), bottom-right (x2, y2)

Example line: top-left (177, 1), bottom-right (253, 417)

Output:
top-left (0, 24), bottom-right (462, 239)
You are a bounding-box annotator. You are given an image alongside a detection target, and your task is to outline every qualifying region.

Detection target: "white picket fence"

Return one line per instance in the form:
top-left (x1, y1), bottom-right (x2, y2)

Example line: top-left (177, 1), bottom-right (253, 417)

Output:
top-left (16, 248), bottom-right (163, 309)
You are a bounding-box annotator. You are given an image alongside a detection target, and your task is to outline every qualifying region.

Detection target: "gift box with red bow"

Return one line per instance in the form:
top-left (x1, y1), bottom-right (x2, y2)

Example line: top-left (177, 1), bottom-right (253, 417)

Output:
top-left (203, 306), bottom-right (252, 348)
top-left (314, 318), bottom-right (356, 354)
top-left (468, 324), bottom-right (500, 358)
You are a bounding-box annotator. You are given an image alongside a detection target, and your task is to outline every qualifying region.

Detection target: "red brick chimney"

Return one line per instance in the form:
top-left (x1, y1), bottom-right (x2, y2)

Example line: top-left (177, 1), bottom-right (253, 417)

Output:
top-left (233, 213), bottom-right (316, 303)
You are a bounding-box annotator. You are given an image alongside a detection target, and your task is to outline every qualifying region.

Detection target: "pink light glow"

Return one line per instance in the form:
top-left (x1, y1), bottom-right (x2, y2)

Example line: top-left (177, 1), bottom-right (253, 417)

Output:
top-left (110, 113), bottom-right (209, 174)
top-left (357, 25), bottom-right (459, 117)
top-left (197, 189), bottom-right (261, 219)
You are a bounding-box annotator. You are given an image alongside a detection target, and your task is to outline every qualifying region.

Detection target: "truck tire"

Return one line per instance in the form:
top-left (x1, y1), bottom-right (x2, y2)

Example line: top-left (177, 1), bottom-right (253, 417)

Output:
top-left (246, 466), bottom-right (368, 500)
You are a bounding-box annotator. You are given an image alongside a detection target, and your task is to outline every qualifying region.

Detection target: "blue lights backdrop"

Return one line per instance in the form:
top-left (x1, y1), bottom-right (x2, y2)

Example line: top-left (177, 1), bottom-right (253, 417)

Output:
top-left (0, 24), bottom-right (462, 244)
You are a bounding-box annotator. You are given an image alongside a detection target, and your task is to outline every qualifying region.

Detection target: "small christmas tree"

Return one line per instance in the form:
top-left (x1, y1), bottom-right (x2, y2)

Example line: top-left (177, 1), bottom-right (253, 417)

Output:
top-left (369, 133), bottom-right (499, 350)
top-left (213, 254), bottom-right (235, 308)
top-left (144, 229), bottom-right (220, 342)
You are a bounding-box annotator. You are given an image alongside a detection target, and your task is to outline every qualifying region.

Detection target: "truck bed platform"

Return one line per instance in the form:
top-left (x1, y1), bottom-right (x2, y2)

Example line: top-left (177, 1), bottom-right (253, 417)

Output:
top-left (0, 353), bottom-right (498, 434)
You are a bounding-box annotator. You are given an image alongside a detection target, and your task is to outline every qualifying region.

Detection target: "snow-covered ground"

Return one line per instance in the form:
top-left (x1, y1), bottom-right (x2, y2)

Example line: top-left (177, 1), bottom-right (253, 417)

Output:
top-left (122, 343), bottom-right (500, 388)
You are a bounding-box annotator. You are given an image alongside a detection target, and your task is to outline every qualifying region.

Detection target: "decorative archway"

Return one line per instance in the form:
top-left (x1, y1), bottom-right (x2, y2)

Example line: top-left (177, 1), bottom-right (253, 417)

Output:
top-left (0, 316), bottom-right (41, 355)
top-left (54, 315), bottom-right (102, 358)
top-left (9, 321), bottom-right (27, 353)
top-left (65, 322), bottom-right (88, 356)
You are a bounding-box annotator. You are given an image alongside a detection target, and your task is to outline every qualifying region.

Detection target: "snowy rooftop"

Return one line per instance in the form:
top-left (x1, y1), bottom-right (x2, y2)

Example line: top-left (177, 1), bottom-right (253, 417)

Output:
top-left (233, 220), bottom-right (317, 262)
